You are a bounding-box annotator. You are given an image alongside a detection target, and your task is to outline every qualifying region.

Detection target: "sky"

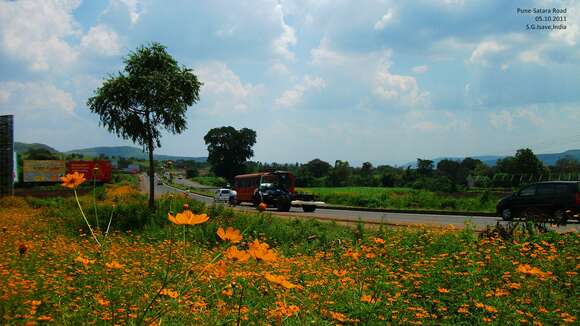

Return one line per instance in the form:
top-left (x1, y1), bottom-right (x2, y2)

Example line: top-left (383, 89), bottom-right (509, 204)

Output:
top-left (0, 0), bottom-right (579, 166)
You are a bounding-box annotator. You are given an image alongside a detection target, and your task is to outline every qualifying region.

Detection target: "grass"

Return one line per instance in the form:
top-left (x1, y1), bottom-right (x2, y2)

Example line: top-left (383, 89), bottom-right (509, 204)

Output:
top-left (0, 182), bottom-right (578, 325)
top-left (299, 187), bottom-right (504, 212)
top-left (191, 176), bottom-right (228, 187)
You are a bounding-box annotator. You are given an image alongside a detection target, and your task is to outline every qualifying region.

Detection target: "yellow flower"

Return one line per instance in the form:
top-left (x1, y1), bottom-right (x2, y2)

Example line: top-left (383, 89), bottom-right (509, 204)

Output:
top-left (360, 295), bottom-right (375, 303)
top-left (74, 255), bottom-right (95, 267)
top-left (224, 246), bottom-right (250, 262)
top-left (516, 264), bottom-right (548, 278)
top-left (217, 227), bottom-right (243, 243)
top-left (60, 172), bottom-right (86, 189)
top-left (167, 210), bottom-right (209, 225)
top-left (105, 261), bottom-right (124, 270)
top-left (248, 240), bottom-right (277, 262)
top-left (264, 273), bottom-right (302, 289)
top-left (160, 289), bottom-right (179, 299)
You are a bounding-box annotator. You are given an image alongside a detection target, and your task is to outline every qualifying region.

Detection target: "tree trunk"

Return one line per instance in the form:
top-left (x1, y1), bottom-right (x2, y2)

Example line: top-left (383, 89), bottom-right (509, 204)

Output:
top-left (148, 137), bottom-right (155, 210)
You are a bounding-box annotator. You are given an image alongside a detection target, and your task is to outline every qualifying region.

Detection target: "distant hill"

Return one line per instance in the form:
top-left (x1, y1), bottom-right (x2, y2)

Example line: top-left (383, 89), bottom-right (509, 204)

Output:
top-left (14, 142), bottom-right (59, 154)
top-left (66, 146), bottom-right (206, 162)
top-left (403, 149), bottom-right (580, 168)
top-left (15, 142), bottom-right (206, 162)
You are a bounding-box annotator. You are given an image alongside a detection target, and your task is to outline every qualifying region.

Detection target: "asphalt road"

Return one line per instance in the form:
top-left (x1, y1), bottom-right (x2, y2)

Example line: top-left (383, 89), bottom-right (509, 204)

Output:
top-left (141, 174), bottom-right (580, 232)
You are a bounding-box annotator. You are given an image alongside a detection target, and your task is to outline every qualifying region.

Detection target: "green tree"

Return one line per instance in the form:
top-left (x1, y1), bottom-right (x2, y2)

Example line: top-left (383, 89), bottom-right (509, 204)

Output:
top-left (303, 158), bottom-right (332, 178)
top-left (87, 43), bottom-right (202, 209)
top-left (514, 148), bottom-right (544, 175)
top-left (416, 159), bottom-right (434, 175)
top-left (25, 148), bottom-right (59, 160)
top-left (328, 160), bottom-right (351, 187)
top-left (555, 155), bottom-right (580, 173)
top-left (204, 126), bottom-right (257, 182)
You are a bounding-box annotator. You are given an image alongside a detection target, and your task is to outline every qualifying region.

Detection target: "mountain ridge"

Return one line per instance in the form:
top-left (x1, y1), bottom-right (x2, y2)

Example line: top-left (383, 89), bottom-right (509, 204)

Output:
top-left (15, 142), bottom-right (206, 162)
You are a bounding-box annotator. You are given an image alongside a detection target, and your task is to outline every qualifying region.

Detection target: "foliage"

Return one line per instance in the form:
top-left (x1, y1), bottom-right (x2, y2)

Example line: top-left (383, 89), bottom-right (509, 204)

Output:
top-left (87, 42), bottom-right (202, 208)
top-left (25, 148), bottom-right (60, 160)
top-left (204, 126), bottom-right (257, 182)
top-left (300, 187), bottom-right (502, 212)
top-left (191, 176), bottom-right (228, 187)
top-left (2, 199), bottom-right (578, 324)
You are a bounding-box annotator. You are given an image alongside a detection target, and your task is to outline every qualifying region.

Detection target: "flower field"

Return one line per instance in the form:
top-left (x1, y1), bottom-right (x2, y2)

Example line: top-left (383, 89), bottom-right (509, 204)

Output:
top-left (0, 182), bottom-right (579, 324)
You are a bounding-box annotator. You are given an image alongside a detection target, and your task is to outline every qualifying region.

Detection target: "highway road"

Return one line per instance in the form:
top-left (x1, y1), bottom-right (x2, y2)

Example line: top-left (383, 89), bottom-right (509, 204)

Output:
top-left (141, 174), bottom-right (580, 232)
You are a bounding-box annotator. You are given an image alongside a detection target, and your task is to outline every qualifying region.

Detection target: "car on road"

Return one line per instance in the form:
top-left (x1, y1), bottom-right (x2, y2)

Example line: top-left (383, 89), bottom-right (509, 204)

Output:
top-left (496, 181), bottom-right (580, 223)
top-left (214, 188), bottom-right (237, 205)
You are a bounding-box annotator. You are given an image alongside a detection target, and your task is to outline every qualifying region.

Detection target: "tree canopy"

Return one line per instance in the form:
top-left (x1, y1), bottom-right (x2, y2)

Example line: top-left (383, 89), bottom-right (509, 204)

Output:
top-left (204, 126), bottom-right (257, 182)
top-left (87, 42), bottom-right (202, 208)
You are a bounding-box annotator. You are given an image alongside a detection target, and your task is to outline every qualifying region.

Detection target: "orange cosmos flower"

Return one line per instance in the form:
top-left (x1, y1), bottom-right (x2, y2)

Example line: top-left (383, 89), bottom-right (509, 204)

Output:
top-left (60, 172), bottom-right (86, 189)
top-left (248, 240), bottom-right (277, 262)
top-left (74, 255), bottom-right (95, 267)
top-left (372, 237), bottom-right (386, 244)
top-left (224, 246), bottom-right (250, 262)
top-left (217, 227), bottom-right (243, 243)
top-left (437, 288), bottom-right (450, 293)
top-left (329, 311), bottom-right (348, 322)
top-left (360, 295), bottom-right (374, 303)
top-left (105, 261), bottom-right (124, 270)
top-left (167, 210), bottom-right (209, 225)
top-left (160, 289), bottom-right (179, 299)
top-left (264, 273), bottom-right (302, 289)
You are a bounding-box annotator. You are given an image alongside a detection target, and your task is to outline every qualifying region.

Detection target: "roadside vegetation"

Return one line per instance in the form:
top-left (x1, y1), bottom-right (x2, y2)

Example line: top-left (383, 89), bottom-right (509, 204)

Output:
top-left (1, 175), bottom-right (578, 324)
top-left (299, 187), bottom-right (503, 212)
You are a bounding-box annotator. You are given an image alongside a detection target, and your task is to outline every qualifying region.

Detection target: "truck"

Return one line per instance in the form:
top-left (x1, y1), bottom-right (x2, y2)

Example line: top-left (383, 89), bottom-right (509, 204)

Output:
top-left (234, 171), bottom-right (324, 212)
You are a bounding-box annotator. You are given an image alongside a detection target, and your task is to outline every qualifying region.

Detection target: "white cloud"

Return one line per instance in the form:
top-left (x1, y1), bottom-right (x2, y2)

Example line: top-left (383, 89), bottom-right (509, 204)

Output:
top-left (0, 81), bottom-right (75, 116)
top-left (115, 0), bottom-right (145, 25)
top-left (412, 65), bottom-right (429, 73)
top-left (518, 50), bottom-right (542, 64)
top-left (468, 40), bottom-right (506, 65)
top-left (489, 110), bottom-right (513, 130)
top-left (374, 59), bottom-right (430, 107)
top-left (269, 62), bottom-right (291, 76)
top-left (81, 25), bottom-right (122, 56)
top-left (272, 3), bottom-right (297, 60)
top-left (276, 75), bottom-right (326, 108)
top-left (374, 8), bottom-right (395, 30)
top-left (0, 0), bottom-right (81, 71)
top-left (310, 37), bottom-right (347, 66)
top-left (195, 61), bottom-right (263, 114)
top-left (489, 107), bottom-right (545, 130)
top-left (516, 108), bottom-right (543, 126)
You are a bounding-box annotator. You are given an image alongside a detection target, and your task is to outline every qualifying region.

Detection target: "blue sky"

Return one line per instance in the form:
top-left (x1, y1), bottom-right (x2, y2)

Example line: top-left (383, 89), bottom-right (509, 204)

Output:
top-left (1, 0), bottom-right (579, 166)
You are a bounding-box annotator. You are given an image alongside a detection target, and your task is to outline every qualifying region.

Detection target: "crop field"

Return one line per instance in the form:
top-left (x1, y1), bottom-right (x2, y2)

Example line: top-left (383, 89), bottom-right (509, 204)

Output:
top-left (299, 187), bottom-right (506, 212)
top-left (0, 179), bottom-right (578, 325)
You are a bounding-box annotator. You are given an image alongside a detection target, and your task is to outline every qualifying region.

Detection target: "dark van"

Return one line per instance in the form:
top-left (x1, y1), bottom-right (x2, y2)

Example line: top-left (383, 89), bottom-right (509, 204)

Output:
top-left (496, 181), bottom-right (580, 223)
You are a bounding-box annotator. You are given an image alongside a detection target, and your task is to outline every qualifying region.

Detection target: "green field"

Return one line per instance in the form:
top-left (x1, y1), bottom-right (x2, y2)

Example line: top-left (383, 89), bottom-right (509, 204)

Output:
top-left (1, 188), bottom-right (578, 325)
top-left (299, 187), bottom-right (505, 212)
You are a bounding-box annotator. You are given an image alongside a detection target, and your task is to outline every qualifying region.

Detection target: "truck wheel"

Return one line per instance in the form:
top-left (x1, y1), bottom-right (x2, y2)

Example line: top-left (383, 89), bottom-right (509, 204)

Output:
top-left (552, 209), bottom-right (568, 225)
top-left (302, 205), bottom-right (316, 212)
top-left (501, 208), bottom-right (513, 221)
top-left (276, 200), bottom-right (291, 212)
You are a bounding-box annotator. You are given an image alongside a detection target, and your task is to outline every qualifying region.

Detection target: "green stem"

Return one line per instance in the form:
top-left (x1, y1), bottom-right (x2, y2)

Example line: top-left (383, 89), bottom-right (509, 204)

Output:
top-left (93, 175), bottom-right (99, 230)
top-left (74, 188), bottom-right (101, 247)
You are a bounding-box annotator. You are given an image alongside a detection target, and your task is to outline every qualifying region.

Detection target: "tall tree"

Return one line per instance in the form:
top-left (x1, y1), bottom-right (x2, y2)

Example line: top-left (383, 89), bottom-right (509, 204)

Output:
top-left (303, 158), bottom-right (332, 178)
top-left (514, 148), bottom-right (544, 175)
top-left (204, 127), bottom-right (257, 182)
top-left (416, 159), bottom-right (434, 175)
top-left (87, 43), bottom-right (202, 209)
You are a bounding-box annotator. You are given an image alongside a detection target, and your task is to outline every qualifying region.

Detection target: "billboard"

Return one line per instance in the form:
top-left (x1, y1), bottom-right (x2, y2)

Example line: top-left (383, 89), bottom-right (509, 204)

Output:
top-left (23, 160), bottom-right (66, 182)
top-left (66, 160), bottom-right (113, 182)
top-left (0, 115), bottom-right (13, 196)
